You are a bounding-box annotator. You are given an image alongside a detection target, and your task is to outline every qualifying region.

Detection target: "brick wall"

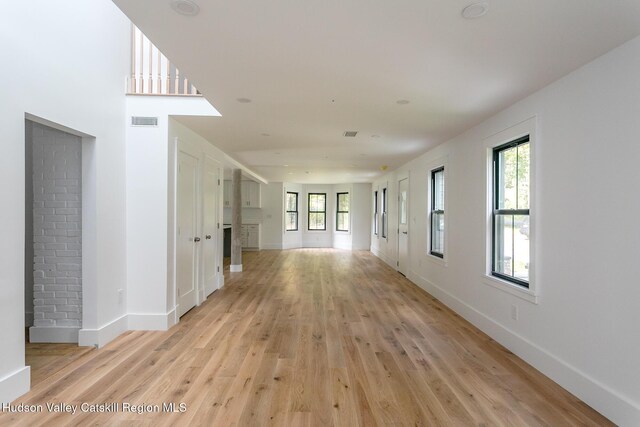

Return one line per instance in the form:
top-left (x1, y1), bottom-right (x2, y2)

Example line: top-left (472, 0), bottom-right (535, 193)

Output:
top-left (31, 123), bottom-right (82, 329)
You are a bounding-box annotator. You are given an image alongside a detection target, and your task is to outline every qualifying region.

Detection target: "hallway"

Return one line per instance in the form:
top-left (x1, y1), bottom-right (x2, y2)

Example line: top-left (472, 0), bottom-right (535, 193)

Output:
top-left (3, 249), bottom-right (611, 426)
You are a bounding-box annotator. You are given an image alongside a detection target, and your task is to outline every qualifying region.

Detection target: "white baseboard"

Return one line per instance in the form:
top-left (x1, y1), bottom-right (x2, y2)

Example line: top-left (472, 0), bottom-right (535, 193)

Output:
top-left (407, 270), bottom-right (640, 427)
top-left (333, 243), bottom-right (352, 250)
top-left (216, 273), bottom-right (225, 290)
top-left (230, 264), bottom-right (242, 272)
top-left (0, 366), bottom-right (30, 404)
top-left (261, 243), bottom-right (283, 250)
top-left (370, 246), bottom-right (395, 269)
top-left (29, 326), bottom-right (79, 343)
top-left (78, 314), bottom-right (127, 348)
top-left (128, 311), bottom-right (175, 331)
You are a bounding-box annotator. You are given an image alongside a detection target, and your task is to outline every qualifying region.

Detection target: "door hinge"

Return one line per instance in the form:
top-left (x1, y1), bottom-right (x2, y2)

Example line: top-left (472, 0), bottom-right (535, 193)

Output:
top-left (217, 266), bottom-right (220, 272)
top-left (218, 179), bottom-right (221, 185)
top-left (217, 223), bottom-right (220, 229)
top-left (396, 261), bottom-right (399, 267)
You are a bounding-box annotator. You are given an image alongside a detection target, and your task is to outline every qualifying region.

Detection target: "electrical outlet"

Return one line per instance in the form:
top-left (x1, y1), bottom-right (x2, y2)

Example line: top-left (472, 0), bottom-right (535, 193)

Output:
top-left (511, 304), bottom-right (518, 321)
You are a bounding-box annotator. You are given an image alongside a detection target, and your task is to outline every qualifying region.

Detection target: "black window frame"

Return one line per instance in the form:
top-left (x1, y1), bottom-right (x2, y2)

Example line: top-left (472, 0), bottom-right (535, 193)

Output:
top-left (430, 167), bottom-right (445, 258)
top-left (336, 192), bottom-right (350, 232)
top-left (373, 190), bottom-right (379, 236)
top-left (285, 191), bottom-right (299, 231)
top-left (307, 193), bottom-right (327, 231)
top-left (492, 135), bottom-right (530, 288)
top-left (381, 188), bottom-right (387, 239)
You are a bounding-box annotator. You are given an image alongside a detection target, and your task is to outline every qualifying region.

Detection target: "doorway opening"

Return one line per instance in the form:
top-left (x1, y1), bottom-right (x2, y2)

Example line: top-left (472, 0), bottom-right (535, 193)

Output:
top-left (24, 119), bottom-right (93, 386)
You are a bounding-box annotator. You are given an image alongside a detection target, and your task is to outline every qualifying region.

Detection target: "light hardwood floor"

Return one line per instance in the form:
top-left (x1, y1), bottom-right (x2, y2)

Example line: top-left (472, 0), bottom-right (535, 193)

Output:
top-left (25, 341), bottom-right (94, 388)
top-left (3, 249), bottom-right (612, 426)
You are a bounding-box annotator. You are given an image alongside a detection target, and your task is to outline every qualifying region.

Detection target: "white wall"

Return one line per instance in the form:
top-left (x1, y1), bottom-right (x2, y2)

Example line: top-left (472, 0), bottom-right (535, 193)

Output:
top-left (125, 96), bottom-right (221, 329)
top-left (0, 1), bottom-right (130, 401)
top-left (260, 183), bottom-right (284, 249)
top-left (371, 36), bottom-right (640, 426)
top-left (0, 1), bottom-right (129, 402)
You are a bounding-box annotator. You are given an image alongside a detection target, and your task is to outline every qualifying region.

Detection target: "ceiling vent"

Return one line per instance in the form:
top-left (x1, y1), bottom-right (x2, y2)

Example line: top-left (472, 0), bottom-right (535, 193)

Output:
top-left (343, 131), bottom-right (358, 137)
top-left (131, 116), bottom-right (158, 127)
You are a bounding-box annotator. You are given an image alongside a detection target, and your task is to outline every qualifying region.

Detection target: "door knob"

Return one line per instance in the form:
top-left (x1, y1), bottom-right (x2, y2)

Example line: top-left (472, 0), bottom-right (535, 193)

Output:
top-left (205, 235), bottom-right (212, 240)
top-left (402, 231), bottom-right (408, 234)
top-left (194, 237), bottom-right (201, 242)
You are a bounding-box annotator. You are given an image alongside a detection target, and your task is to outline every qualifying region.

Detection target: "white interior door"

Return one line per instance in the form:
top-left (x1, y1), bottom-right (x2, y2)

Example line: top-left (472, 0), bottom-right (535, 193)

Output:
top-left (203, 157), bottom-right (220, 297)
top-left (398, 178), bottom-right (409, 275)
top-left (177, 150), bottom-right (199, 318)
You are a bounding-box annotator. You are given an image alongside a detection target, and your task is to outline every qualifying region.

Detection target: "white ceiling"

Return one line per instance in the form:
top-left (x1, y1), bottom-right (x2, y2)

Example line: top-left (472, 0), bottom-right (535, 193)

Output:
top-left (114, 0), bottom-right (640, 184)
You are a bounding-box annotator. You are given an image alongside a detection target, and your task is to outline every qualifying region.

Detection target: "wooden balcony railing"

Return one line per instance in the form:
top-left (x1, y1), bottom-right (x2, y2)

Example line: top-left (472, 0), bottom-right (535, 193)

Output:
top-left (127, 25), bottom-right (201, 96)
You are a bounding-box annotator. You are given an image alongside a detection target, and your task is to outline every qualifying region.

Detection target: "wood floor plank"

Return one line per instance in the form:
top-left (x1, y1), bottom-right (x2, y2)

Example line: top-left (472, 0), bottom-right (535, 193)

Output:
top-left (2, 249), bottom-right (614, 426)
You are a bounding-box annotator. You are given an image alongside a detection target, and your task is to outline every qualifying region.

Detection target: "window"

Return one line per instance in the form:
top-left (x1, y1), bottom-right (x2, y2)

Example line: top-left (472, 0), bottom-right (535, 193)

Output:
top-left (285, 192), bottom-right (298, 231)
top-left (381, 188), bottom-right (387, 238)
top-left (492, 135), bottom-right (530, 287)
top-left (373, 190), bottom-right (378, 236)
top-left (336, 192), bottom-right (349, 232)
top-left (308, 193), bottom-right (326, 230)
top-left (430, 167), bottom-right (445, 258)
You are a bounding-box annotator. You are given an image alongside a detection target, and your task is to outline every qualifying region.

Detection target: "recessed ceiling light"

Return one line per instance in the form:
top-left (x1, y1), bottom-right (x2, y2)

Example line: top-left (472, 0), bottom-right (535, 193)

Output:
top-left (261, 133), bottom-right (270, 137)
top-left (283, 164), bottom-right (289, 167)
top-left (274, 152), bottom-right (281, 155)
top-left (371, 135), bottom-right (380, 138)
top-left (170, 0), bottom-right (200, 16)
top-left (396, 100), bottom-right (410, 105)
top-left (288, 172), bottom-right (293, 175)
top-left (305, 171), bottom-right (310, 174)
top-left (236, 98), bottom-right (252, 103)
top-left (461, 2), bottom-right (489, 19)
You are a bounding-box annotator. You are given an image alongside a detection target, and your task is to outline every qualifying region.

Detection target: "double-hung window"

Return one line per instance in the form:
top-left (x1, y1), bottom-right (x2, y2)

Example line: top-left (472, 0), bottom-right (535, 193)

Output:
top-left (336, 192), bottom-right (349, 232)
top-left (285, 192), bottom-right (298, 231)
top-left (381, 188), bottom-right (388, 238)
top-left (430, 167), bottom-right (445, 258)
top-left (492, 136), bottom-right (530, 287)
top-left (373, 191), bottom-right (379, 235)
top-left (308, 193), bottom-right (326, 230)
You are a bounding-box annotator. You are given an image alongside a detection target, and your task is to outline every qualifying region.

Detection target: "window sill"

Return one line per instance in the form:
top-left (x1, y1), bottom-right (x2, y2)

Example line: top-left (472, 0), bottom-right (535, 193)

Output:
top-left (425, 254), bottom-right (448, 267)
top-left (482, 274), bottom-right (539, 304)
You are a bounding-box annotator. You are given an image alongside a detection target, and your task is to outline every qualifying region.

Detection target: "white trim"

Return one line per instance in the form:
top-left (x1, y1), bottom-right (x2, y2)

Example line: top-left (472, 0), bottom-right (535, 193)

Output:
top-left (406, 269), bottom-right (639, 427)
top-left (483, 116), bottom-right (539, 300)
top-left (128, 311), bottom-right (175, 331)
top-left (78, 314), bottom-right (127, 348)
top-left (482, 274), bottom-right (539, 304)
top-left (425, 253), bottom-right (448, 268)
top-left (261, 243), bottom-right (283, 250)
top-left (0, 366), bottom-right (30, 404)
top-left (216, 273), bottom-right (225, 289)
top-left (230, 264), bottom-right (243, 272)
top-left (29, 326), bottom-right (80, 343)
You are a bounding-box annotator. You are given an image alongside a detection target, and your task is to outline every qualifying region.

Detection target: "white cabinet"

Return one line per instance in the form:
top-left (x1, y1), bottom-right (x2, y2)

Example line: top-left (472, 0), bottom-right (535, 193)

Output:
top-left (240, 224), bottom-right (260, 249)
top-left (223, 180), bottom-right (261, 208)
top-left (241, 181), bottom-right (261, 208)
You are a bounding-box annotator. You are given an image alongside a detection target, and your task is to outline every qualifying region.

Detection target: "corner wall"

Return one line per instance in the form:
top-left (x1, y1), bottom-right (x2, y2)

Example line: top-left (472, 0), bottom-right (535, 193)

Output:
top-left (0, 1), bottom-right (130, 402)
top-left (370, 36), bottom-right (640, 426)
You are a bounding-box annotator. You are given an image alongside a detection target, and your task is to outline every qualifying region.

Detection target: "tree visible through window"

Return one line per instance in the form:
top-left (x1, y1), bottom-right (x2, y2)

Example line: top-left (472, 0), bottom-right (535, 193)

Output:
top-left (492, 136), bottom-right (530, 287)
top-left (286, 192), bottom-right (298, 231)
top-left (336, 192), bottom-right (349, 231)
top-left (308, 193), bottom-right (326, 230)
